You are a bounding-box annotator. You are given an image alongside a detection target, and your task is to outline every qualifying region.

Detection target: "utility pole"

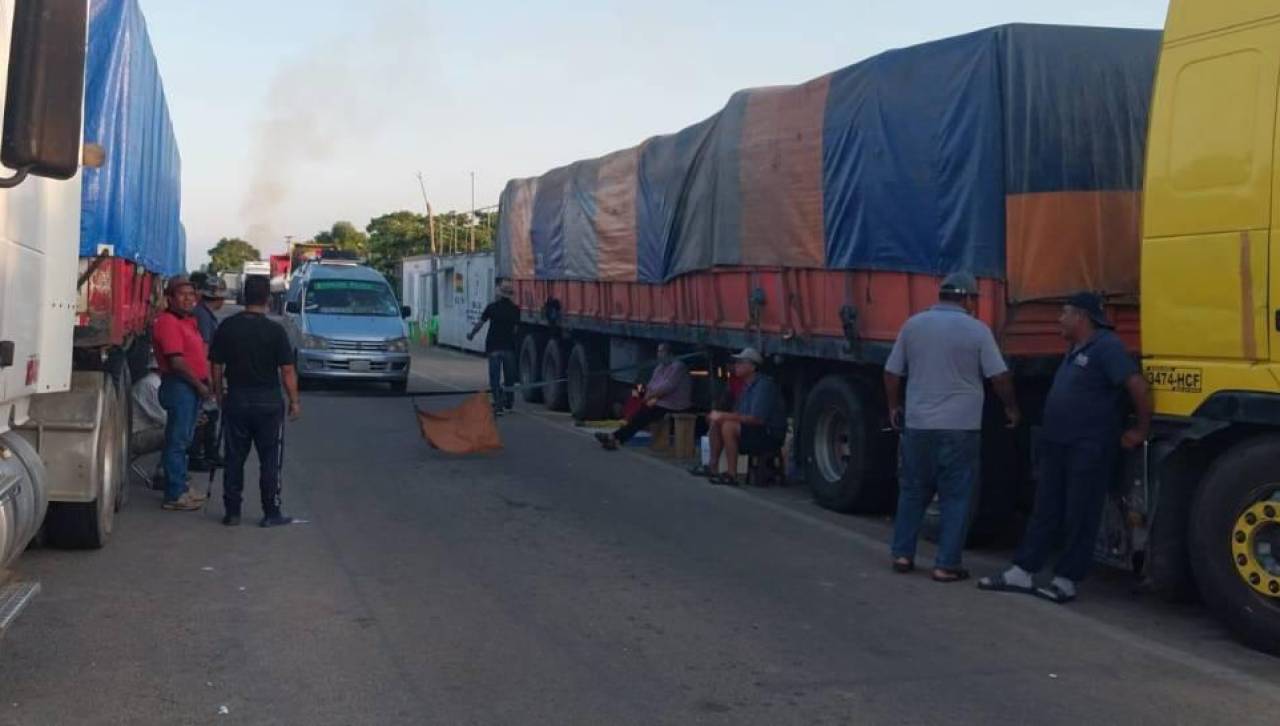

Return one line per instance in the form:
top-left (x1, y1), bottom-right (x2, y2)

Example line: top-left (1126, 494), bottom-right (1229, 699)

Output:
top-left (415, 171), bottom-right (436, 255)
top-left (469, 171), bottom-right (476, 252)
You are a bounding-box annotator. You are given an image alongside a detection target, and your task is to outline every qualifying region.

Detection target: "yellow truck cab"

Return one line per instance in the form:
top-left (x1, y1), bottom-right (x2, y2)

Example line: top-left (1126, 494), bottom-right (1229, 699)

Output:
top-left (1141, 0), bottom-right (1280, 654)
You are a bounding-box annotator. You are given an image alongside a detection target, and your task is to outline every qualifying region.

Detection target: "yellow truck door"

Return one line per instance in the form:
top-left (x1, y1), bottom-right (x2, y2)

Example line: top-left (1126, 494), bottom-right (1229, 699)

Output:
top-left (1143, 22), bottom-right (1280, 415)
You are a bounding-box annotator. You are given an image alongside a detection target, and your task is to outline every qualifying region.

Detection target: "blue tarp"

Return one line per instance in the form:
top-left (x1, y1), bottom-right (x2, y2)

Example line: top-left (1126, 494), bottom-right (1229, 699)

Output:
top-left (499, 24), bottom-right (1159, 296)
top-left (80, 0), bottom-right (184, 276)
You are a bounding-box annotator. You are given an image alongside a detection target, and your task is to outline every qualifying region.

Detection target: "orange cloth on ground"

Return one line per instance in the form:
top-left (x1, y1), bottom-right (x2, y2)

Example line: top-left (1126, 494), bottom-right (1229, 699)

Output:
top-left (415, 393), bottom-right (502, 454)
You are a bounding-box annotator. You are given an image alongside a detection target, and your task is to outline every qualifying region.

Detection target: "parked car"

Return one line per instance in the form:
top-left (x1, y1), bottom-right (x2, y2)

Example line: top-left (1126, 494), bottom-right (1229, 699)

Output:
top-left (282, 259), bottom-right (412, 391)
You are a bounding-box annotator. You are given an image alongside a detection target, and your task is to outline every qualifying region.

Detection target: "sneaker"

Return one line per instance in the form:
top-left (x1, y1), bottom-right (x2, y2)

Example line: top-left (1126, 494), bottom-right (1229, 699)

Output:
top-left (221, 513), bottom-right (241, 527)
top-left (186, 489), bottom-right (209, 503)
top-left (161, 493), bottom-right (203, 511)
top-left (259, 513), bottom-right (294, 528)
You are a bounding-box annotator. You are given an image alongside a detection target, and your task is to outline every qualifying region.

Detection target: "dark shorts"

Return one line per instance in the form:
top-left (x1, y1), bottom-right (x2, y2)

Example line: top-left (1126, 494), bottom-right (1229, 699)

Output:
top-left (740, 424), bottom-right (783, 455)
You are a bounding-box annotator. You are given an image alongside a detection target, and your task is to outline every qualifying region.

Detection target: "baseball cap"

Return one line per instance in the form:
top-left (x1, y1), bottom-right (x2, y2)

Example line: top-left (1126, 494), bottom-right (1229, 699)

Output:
top-left (164, 275), bottom-right (193, 295)
top-left (1065, 291), bottom-right (1114, 329)
top-left (939, 271), bottom-right (979, 297)
top-left (731, 347), bottom-right (764, 366)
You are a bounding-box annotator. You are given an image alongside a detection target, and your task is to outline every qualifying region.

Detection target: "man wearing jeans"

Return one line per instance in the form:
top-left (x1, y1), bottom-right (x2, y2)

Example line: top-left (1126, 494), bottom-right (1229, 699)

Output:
top-left (883, 273), bottom-right (1020, 582)
top-left (152, 276), bottom-right (211, 511)
top-left (978, 292), bottom-right (1151, 603)
top-left (468, 280), bottom-right (520, 415)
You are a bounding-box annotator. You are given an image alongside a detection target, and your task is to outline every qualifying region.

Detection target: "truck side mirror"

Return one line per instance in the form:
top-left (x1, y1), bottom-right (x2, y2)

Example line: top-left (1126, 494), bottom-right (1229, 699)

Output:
top-left (0, 0), bottom-right (89, 188)
top-left (285, 301), bottom-right (301, 315)
top-left (401, 306), bottom-right (411, 319)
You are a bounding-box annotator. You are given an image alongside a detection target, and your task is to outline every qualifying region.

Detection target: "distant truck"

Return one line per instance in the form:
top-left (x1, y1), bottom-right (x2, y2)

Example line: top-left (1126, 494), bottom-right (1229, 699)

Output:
top-left (496, 14), bottom-right (1280, 656)
top-left (238, 259), bottom-right (271, 304)
top-left (0, 0), bottom-right (184, 631)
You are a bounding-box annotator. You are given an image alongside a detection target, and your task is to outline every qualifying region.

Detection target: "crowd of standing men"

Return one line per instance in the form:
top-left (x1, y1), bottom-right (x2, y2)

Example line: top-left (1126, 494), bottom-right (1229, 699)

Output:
top-left (149, 274), bottom-right (300, 527)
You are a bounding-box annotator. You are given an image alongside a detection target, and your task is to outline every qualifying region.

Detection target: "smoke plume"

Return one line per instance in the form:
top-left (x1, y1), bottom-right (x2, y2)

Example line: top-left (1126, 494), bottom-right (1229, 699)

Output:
top-left (240, 2), bottom-right (431, 250)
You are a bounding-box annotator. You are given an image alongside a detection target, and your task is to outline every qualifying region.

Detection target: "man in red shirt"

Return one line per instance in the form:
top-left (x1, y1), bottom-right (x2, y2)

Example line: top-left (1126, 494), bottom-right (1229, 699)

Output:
top-left (152, 276), bottom-right (212, 510)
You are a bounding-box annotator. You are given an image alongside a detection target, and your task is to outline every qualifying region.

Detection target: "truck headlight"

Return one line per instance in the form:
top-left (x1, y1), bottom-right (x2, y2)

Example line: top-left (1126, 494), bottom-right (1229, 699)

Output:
top-left (301, 334), bottom-right (328, 350)
top-left (387, 337), bottom-right (409, 353)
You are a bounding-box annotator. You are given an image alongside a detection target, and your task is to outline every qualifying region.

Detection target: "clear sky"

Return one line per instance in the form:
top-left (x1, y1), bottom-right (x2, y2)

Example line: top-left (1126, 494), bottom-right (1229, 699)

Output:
top-left (141, 0), bottom-right (1170, 269)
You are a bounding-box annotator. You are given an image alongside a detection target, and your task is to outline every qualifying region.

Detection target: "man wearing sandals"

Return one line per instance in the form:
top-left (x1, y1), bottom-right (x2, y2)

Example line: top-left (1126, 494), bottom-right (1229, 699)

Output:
top-left (704, 348), bottom-right (786, 486)
top-left (979, 292), bottom-right (1151, 603)
top-left (884, 273), bottom-right (1021, 583)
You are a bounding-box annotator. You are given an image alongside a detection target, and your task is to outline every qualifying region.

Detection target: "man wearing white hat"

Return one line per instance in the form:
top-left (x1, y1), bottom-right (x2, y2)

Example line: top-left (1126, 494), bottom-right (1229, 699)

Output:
top-left (705, 347), bottom-right (786, 486)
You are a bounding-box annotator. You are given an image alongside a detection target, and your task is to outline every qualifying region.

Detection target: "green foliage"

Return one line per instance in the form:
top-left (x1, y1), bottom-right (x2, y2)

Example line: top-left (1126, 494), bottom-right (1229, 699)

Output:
top-left (207, 237), bottom-right (261, 274)
top-left (314, 220), bottom-right (369, 255)
top-left (366, 210), bottom-right (430, 283)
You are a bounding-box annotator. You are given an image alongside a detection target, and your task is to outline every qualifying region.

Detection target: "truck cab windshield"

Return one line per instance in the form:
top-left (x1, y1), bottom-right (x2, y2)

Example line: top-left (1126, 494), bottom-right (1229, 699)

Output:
top-left (304, 280), bottom-right (398, 317)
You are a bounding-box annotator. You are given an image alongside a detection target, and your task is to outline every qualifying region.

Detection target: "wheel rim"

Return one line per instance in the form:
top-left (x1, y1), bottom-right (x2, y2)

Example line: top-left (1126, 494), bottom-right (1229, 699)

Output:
top-left (1230, 487), bottom-right (1280, 598)
top-left (813, 406), bottom-right (851, 483)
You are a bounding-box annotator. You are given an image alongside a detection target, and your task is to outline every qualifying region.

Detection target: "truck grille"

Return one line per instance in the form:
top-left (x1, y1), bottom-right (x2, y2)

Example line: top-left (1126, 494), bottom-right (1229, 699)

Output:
top-left (327, 339), bottom-right (389, 353)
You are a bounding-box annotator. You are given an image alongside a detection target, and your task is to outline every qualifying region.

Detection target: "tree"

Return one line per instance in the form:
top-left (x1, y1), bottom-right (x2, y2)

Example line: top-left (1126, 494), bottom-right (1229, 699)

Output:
top-left (208, 237), bottom-right (261, 274)
top-left (366, 211), bottom-right (429, 285)
top-left (315, 220), bottom-right (369, 255)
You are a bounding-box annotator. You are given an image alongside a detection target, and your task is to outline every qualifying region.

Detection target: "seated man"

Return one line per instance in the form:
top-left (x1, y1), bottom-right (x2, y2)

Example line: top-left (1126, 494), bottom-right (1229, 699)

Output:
top-left (596, 342), bottom-right (691, 450)
top-left (705, 348), bottom-right (786, 486)
top-left (130, 357), bottom-right (168, 488)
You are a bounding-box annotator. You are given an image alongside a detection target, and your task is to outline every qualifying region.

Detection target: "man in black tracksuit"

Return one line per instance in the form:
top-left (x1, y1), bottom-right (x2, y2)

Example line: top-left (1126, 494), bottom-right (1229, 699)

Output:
top-left (209, 275), bottom-right (301, 527)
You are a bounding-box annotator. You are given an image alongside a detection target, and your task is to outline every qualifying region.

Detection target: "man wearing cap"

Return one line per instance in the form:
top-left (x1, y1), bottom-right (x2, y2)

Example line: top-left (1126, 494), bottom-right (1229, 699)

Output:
top-left (980, 292), bottom-right (1151, 603)
top-left (705, 348), bottom-right (786, 485)
top-left (468, 280), bottom-right (521, 415)
top-left (884, 272), bottom-right (1020, 583)
top-left (152, 276), bottom-right (211, 511)
top-left (188, 278), bottom-right (228, 472)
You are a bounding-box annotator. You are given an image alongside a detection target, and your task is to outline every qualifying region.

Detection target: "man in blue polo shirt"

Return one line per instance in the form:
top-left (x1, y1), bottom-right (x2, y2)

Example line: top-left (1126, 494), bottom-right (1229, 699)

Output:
top-left (979, 291), bottom-right (1151, 604)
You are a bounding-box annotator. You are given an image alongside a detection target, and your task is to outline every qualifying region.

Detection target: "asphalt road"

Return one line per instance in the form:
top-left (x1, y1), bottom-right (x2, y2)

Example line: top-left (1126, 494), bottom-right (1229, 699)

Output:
top-left (1, 346), bottom-right (1277, 725)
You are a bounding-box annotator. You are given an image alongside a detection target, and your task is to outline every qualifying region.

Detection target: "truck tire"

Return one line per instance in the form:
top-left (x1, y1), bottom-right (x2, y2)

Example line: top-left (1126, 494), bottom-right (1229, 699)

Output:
top-left (801, 375), bottom-right (888, 513)
top-left (567, 341), bottom-right (608, 421)
top-left (44, 373), bottom-right (121, 549)
top-left (518, 333), bottom-right (546, 403)
top-left (541, 338), bottom-right (569, 411)
top-left (1188, 435), bottom-right (1280, 655)
top-left (111, 359), bottom-right (133, 511)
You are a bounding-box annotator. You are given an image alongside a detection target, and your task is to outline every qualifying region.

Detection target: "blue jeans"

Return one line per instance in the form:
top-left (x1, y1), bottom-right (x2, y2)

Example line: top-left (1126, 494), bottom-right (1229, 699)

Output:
top-left (488, 351), bottom-right (515, 410)
top-left (1013, 438), bottom-right (1116, 582)
top-left (891, 429), bottom-right (980, 569)
top-left (158, 376), bottom-right (200, 502)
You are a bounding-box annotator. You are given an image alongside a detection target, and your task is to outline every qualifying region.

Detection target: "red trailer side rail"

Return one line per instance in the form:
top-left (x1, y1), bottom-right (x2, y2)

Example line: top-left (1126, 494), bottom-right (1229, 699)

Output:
top-left (512, 268), bottom-right (1137, 364)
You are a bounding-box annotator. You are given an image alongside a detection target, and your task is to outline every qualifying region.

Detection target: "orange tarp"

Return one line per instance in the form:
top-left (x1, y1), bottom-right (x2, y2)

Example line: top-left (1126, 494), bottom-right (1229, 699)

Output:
top-left (415, 393), bottom-right (502, 454)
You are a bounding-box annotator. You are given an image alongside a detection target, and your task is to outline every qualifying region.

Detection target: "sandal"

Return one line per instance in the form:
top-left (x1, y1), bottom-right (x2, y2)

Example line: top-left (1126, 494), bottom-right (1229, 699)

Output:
top-left (709, 473), bottom-right (740, 487)
top-left (931, 567), bottom-right (970, 583)
top-left (976, 572), bottom-right (1035, 594)
top-left (1033, 583), bottom-right (1076, 604)
top-left (688, 464), bottom-right (712, 477)
top-left (892, 558), bottom-right (914, 574)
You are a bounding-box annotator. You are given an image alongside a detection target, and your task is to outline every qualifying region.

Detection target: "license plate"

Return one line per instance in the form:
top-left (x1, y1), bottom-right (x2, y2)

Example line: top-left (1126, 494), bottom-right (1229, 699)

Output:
top-left (349, 359), bottom-right (371, 372)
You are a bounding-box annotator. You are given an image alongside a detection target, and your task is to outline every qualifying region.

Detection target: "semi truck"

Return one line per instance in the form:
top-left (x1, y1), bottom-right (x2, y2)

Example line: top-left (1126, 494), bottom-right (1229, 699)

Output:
top-left (0, 0), bottom-right (182, 631)
top-left (495, 8), bottom-right (1280, 655)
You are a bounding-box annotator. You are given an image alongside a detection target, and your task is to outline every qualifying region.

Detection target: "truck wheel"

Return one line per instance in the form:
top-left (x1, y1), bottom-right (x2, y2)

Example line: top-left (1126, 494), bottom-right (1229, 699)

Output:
top-left (801, 375), bottom-right (888, 513)
top-left (541, 338), bottom-right (569, 411)
top-left (567, 341), bottom-right (608, 421)
top-left (1189, 436), bottom-right (1280, 655)
top-left (518, 334), bottom-right (546, 403)
top-left (111, 359), bottom-right (133, 511)
top-left (43, 374), bottom-right (121, 549)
